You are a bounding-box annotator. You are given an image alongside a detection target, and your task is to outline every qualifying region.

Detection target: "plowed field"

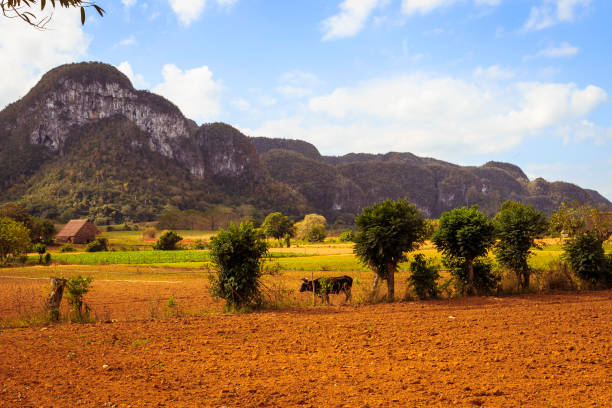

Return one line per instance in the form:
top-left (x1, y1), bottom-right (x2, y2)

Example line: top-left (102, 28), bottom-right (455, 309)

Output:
top-left (1, 291), bottom-right (610, 407)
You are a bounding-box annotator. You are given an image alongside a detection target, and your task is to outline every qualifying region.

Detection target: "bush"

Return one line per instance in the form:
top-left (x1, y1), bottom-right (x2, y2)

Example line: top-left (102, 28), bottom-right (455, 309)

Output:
top-left (408, 254), bottom-right (439, 299)
top-left (153, 230), bottom-right (182, 250)
top-left (43, 253), bottom-right (51, 265)
top-left (85, 237), bottom-right (108, 252)
top-left (295, 214), bottom-right (327, 241)
top-left (0, 217), bottom-right (32, 265)
top-left (209, 222), bottom-right (268, 310)
top-left (65, 275), bottom-right (93, 322)
top-left (564, 232), bottom-right (611, 288)
top-left (34, 243), bottom-right (46, 264)
top-left (533, 260), bottom-right (576, 291)
top-left (60, 243), bottom-right (76, 252)
top-left (339, 230), bottom-right (355, 242)
top-left (306, 224), bottom-right (326, 243)
top-left (444, 257), bottom-right (500, 296)
top-left (193, 239), bottom-right (208, 250)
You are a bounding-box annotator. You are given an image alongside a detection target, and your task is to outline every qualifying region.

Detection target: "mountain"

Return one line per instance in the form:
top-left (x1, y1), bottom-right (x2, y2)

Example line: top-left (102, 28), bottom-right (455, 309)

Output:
top-left (0, 62), bottom-right (608, 223)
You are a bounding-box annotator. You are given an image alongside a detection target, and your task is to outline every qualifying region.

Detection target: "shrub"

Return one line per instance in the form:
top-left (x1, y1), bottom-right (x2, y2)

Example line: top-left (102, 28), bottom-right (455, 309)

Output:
top-left (432, 206), bottom-right (495, 294)
top-left (564, 232), bottom-right (611, 288)
top-left (34, 243), bottom-right (47, 264)
top-left (444, 257), bottom-right (500, 296)
top-left (60, 243), bottom-right (76, 252)
top-left (339, 230), bottom-right (355, 242)
top-left (533, 260), bottom-right (576, 291)
top-left (153, 230), bottom-right (182, 250)
top-left (306, 224), bottom-right (326, 243)
top-left (295, 214), bottom-right (327, 241)
top-left (85, 237), bottom-right (108, 252)
top-left (209, 222), bottom-right (268, 310)
top-left (43, 253), bottom-right (51, 265)
top-left (193, 239), bottom-right (208, 250)
top-left (408, 254), bottom-right (439, 299)
top-left (65, 275), bottom-right (93, 322)
top-left (0, 217), bottom-right (32, 265)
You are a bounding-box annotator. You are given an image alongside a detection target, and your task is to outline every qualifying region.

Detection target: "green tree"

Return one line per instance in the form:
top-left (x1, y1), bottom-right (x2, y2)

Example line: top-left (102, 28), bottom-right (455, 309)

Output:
top-left (354, 199), bottom-right (426, 300)
top-left (0, 217), bottom-right (31, 264)
top-left (209, 222), bottom-right (269, 310)
top-left (65, 275), bottom-right (93, 322)
top-left (493, 201), bottom-right (548, 290)
top-left (564, 232), bottom-right (611, 288)
top-left (408, 254), bottom-right (439, 299)
top-left (295, 214), bottom-right (327, 242)
top-left (153, 230), bottom-right (183, 250)
top-left (549, 202), bottom-right (611, 242)
top-left (1, 0), bottom-right (104, 27)
top-left (85, 237), bottom-right (108, 252)
top-left (261, 212), bottom-right (294, 245)
top-left (432, 206), bottom-right (495, 293)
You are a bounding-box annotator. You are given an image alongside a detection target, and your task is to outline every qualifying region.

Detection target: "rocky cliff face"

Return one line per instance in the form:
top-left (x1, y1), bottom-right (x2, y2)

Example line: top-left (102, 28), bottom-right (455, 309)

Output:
top-left (0, 62), bottom-right (264, 184)
top-left (0, 62), bottom-right (608, 223)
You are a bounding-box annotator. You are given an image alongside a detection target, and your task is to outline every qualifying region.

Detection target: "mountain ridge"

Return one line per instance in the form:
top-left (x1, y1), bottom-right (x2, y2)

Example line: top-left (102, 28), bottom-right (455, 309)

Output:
top-left (0, 62), bottom-right (608, 223)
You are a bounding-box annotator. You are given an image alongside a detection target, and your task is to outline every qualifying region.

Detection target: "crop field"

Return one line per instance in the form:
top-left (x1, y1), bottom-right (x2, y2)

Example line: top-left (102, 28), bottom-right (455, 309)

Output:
top-left (1, 236), bottom-right (610, 406)
top-left (1, 291), bottom-right (610, 407)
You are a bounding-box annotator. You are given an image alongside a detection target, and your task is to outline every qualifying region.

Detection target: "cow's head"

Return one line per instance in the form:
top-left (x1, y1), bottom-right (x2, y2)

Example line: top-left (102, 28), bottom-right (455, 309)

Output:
top-left (299, 278), bottom-right (312, 293)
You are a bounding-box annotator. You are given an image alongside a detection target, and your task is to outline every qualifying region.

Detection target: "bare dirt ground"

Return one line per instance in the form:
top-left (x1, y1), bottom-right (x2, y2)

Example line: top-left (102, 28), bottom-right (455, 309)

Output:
top-left (1, 290), bottom-right (610, 408)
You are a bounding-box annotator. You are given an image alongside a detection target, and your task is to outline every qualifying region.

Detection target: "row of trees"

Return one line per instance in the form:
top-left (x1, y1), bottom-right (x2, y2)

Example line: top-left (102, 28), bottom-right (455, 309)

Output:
top-left (354, 199), bottom-right (610, 299)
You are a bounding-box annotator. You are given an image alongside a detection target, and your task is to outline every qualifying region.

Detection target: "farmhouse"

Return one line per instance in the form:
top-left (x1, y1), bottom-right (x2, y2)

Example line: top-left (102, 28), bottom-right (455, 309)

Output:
top-left (56, 219), bottom-right (99, 244)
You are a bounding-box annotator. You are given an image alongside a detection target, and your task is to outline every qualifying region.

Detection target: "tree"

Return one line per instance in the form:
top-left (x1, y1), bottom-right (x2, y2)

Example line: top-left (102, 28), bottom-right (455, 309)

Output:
top-left (153, 230), bottom-right (182, 250)
top-left (0, 203), bottom-right (56, 244)
top-left (564, 232), bottom-right (611, 287)
top-left (354, 199), bottom-right (427, 300)
top-left (550, 203), bottom-right (612, 287)
top-left (1, 0), bottom-right (104, 28)
top-left (432, 206), bottom-right (495, 293)
top-left (261, 212), bottom-right (294, 245)
top-left (295, 214), bottom-right (327, 242)
top-left (0, 217), bottom-right (31, 264)
top-left (65, 275), bottom-right (93, 322)
top-left (493, 201), bottom-right (548, 290)
top-left (209, 222), bottom-right (269, 310)
top-left (549, 202), bottom-right (611, 242)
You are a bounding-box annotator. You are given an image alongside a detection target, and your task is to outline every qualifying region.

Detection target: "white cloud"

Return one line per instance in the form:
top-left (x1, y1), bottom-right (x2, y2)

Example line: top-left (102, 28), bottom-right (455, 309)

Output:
top-left (122, 0), bottom-right (137, 7)
top-left (535, 42), bottom-right (579, 58)
top-left (277, 71), bottom-right (321, 98)
top-left (152, 64), bottom-right (223, 123)
top-left (523, 0), bottom-right (591, 31)
top-left (169, 0), bottom-right (206, 26)
top-left (322, 0), bottom-right (387, 40)
top-left (230, 97), bottom-right (251, 112)
top-left (118, 35), bottom-right (137, 47)
top-left (168, 0), bottom-right (239, 26)
top-left (117, 61), bottom-right (149, 89)
top-left (473, 65), bottom-right (515, 80)
top-left (251, 73), bottom-right (607, 159)
top-left (557, 120), bottom-right (612, 145)
top-left (401, 0), bottom-right (500, 15)
top-left (0, 8), bottom-right (90, 108)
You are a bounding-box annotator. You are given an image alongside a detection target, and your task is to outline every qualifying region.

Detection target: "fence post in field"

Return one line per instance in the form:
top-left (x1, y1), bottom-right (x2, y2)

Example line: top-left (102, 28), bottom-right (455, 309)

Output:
top-left (46, 277), bottom-right (67, 321)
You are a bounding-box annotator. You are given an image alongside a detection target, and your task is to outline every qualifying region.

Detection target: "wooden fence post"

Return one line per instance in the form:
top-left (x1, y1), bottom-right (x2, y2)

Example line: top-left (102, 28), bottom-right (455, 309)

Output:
top-left (46, 277), bottom-right (67, 321)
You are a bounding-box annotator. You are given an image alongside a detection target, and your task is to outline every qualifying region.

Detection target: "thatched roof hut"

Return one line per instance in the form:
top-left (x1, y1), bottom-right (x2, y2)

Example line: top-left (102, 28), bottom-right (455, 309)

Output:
top-left (56, 219), bottom-right (99, 244)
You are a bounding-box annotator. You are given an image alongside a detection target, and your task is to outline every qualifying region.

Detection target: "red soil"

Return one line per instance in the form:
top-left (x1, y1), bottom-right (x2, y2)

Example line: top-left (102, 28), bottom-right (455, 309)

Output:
top-left (1, 291), bottom-right (610, 407)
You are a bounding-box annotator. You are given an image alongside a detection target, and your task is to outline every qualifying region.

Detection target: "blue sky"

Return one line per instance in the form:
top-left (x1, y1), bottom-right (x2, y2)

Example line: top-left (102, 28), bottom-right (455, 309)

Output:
top-left (1, 0), bottom-right (610, 200)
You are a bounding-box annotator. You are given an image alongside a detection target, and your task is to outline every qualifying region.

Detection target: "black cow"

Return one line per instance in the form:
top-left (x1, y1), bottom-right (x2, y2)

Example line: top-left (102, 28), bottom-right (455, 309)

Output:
top-left (300, 275), bottom-right (353, 303)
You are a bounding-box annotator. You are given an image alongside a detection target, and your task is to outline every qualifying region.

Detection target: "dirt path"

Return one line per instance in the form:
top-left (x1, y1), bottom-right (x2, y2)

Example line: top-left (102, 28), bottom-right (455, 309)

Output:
top-left (1, 291), bottom-right (610, 407)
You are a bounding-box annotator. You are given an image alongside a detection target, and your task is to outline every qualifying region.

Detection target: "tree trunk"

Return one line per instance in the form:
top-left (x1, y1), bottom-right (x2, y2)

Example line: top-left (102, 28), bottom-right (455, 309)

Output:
top-left (386, 263), bottom-right (395, 300)
top-left (466, 258), bottom-right (475, 295)
top-left (46, 277), bottom-right (67, 321)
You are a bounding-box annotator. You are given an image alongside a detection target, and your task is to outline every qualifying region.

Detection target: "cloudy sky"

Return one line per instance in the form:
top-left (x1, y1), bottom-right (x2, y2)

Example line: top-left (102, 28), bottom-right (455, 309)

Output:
top-left (1, 0), bottom-right (611, 199)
